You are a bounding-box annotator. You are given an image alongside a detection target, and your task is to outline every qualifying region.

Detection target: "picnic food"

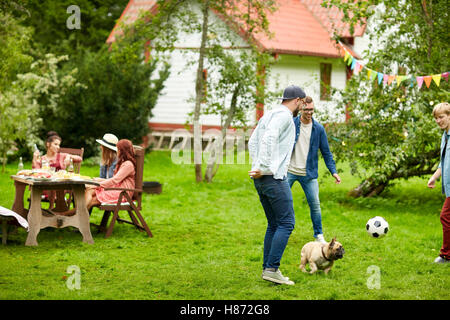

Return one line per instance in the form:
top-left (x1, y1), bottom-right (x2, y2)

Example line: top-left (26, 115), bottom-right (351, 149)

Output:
top-left (53, 170), bottom-right (74, 179)
top-left (17, 169), bottom-right (91, 180)
top-left (52, 170), bottom-right (91, 180)
top-left (17, 169), bottom-right (33, 176)
top-left (17, 169), bottom-right (52, 179)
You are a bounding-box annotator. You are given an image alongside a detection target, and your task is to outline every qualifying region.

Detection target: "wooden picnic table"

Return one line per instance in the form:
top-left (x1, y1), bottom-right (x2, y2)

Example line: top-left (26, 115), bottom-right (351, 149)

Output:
top-left (11, 175), bottom-right (100, 246)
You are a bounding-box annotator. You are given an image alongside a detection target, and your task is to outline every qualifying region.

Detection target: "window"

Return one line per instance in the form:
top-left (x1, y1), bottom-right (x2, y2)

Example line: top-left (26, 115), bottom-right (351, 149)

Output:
top-left (320, 63), bottom-right (332, 101)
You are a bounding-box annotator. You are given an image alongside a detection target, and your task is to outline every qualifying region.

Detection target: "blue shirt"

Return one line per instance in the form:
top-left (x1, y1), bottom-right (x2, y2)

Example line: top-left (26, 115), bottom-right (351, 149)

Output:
top-left (292, 116), bottom-right (337, 179)
top-left (439, 131), bottom-right (450, 196)
top-left (248, 105), bottom-right (296, 180)
top-left (100, 159), bottom-right (117, 179)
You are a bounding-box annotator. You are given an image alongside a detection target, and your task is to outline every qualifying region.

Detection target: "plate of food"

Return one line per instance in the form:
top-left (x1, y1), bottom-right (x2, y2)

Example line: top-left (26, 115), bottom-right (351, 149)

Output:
top-left (31, 172), bottom-right (52, 179)
top-left (33, 177), bottom-right (52, 181)
top-left (17, 169), bottom-right (33, 177)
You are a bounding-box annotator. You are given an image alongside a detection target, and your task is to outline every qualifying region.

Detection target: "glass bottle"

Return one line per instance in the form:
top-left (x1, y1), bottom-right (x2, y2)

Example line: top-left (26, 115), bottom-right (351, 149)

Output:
top-left (67, 158), bottom-right (74, 173)
top-left (42, 158), bottom-right (50, 171)
top-left (34, 144), bottom-right (41, 163)
top-left (18, 157), bottom-right (24, 171)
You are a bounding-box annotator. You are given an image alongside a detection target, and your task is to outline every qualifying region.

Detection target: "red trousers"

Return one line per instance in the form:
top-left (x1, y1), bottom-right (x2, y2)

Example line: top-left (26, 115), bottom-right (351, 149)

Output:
top-left (440, 198), bottom-right (450, 259)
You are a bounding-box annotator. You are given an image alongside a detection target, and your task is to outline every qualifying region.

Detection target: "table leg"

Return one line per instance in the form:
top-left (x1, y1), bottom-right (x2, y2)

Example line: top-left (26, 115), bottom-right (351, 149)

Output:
top-left (12, 181), bottom-right (27, 219)
top-left (25, 187), bottom-right (43, 246)
top-left (2, 219), bottom-right (7, 245)
top-left (53, 190), bottom-right (69, 213)
top-left (72, 185), bottom-right (94, 245)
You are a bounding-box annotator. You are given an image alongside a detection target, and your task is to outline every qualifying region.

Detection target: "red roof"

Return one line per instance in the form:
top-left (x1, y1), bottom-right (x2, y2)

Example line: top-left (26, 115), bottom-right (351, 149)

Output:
top-left (300, 0), bottom-right (365, 38)
top-left (107, 0), bottom-right (156, 43)
top-left (107, 0), bottom-right (364, 58)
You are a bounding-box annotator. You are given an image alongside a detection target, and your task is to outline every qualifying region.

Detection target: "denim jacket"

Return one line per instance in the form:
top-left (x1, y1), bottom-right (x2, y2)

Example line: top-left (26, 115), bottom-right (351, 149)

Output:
top-left (249, 105), bottom-right (296, 180)
top-left (439, 131), bottom-right (450, 196)
top-left (292, 116), bottom-right (337, 179)
top-left (100, 159), bottom-right (117, 179)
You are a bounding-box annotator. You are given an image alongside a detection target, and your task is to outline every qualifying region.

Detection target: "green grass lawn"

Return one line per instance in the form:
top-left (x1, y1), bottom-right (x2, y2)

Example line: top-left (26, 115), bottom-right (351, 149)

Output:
top-left (0, 150), bottom-right (449, 300)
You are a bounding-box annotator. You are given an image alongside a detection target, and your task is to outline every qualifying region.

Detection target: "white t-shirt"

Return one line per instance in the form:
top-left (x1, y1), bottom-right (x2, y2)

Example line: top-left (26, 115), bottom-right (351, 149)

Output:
top-left (288, 121), bottom-right (312, 176)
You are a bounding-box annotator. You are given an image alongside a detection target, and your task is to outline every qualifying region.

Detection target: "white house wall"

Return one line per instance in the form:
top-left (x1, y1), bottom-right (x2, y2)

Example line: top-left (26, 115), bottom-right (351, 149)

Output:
top-left (149, 1), bottom-right (364, 127)
top-left (266, 54), bottom-right (348, 123)
top-left (149, 3), bottom-right (250, 128)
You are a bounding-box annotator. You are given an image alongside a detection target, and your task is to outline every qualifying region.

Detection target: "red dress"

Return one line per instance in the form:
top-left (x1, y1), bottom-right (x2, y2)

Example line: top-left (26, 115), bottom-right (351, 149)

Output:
top-left (95, 161), bottom-right (135, 204)
top-left (32, 152), bottom-right (72, 171)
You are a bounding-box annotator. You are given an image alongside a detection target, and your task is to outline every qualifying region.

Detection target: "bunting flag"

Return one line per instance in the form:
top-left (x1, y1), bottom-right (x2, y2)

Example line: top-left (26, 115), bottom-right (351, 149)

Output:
top-left (344, 51), bottom-right (350, 62)
top-left (396, 75), bottom-right (404, 87)
top-left (417, 76), bottom-right (424, 89)
top-left (423, 76), bottom-right (432, 88)
top-left (337, 42), bottom-right (449, 90)
top-left (377, 72), bottom-right (383, 84)
top-left (370, 70), bottom-right (377, 82)
top-left (432, 74), bottom-right (441, 87)
top-left (347, 55), bottom-right (353, 66)
top-left (443, 72), bottom-right (449, 82)
top-left (388, 75), bottom-right (395, 85)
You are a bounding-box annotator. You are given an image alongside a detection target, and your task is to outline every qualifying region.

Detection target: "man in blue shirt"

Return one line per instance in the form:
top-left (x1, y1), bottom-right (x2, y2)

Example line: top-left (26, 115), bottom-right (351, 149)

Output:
top-left (428, 102), bottom-right (450, 264)
top-left (248, 85), bottom-right (306, 285)
top-left (287, 96), bottom-right (341, 244)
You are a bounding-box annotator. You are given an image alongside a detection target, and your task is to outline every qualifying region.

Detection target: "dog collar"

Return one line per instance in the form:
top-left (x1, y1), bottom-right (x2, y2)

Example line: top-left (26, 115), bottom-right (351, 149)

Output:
top-left (322, 246), bottom-right (331, 261)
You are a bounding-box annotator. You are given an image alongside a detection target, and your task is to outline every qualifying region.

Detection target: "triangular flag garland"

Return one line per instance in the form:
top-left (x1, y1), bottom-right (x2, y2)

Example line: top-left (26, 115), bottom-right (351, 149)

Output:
top-left (338, 42), bottom-right (448, 89)
top-left (417, 76), bottom-right (424, 89)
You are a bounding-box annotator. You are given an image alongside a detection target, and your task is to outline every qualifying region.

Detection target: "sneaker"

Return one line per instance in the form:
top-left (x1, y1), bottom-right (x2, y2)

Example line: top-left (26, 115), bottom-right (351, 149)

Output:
top-left (262, 269), bottom-right (294, 285)
top-left (434, 256), bottom-right (450, 264)
top-left (261, 269), bottom-right (290, 281)
top-left (315, 234), bottom-right (327, 244)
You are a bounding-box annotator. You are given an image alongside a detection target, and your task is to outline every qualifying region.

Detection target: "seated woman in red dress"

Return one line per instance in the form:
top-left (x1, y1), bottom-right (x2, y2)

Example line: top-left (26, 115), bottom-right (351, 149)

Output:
top-left (31, 131), bottom-right (83, 206)
top-left (85, 139), bottom-right (136, 209)
top-left (32, 131), bottom-right (82, 171)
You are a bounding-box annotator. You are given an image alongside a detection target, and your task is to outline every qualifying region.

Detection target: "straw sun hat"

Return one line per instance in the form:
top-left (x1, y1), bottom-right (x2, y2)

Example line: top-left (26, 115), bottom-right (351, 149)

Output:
top-left (96, 133), bottom-right (118, 152)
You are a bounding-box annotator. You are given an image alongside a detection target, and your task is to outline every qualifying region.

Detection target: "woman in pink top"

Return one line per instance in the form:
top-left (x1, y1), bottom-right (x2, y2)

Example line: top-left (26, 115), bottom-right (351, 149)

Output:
top-left (32, 131), bottom-right (82, 171)
top-left (85, 139), bottom-right (136, 209)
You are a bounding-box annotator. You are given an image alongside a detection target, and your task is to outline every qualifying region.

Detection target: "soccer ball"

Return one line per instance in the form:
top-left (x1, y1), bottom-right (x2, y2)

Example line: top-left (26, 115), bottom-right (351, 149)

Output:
top-left (366, 216), bottom-right (389, 238)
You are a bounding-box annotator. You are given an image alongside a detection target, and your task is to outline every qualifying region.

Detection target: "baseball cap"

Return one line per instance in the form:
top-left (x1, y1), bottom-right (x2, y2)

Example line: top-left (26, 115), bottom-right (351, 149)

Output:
top-left (279, 85), bottom-right (306, 100)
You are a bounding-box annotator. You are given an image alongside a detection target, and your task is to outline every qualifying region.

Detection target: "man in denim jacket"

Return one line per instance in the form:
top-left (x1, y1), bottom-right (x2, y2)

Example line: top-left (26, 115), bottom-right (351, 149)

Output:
top-left (249, 85), bottom-right (306, 285)
top-left (287, 97), bottom-right (341, 244)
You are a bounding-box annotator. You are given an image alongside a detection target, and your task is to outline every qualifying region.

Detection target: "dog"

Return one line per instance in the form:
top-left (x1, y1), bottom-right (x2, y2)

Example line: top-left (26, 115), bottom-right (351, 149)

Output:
top-left (299, 237), bottom-right (345, 274)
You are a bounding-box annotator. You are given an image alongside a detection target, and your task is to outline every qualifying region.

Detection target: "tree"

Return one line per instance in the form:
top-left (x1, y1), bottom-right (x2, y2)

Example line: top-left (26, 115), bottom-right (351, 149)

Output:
top-left (201, 45), bottom-right (277, 182)
top-left (40, 42), bottom-right (170, 158)
top-left (16, 0), bottom-right (129, 55)
top-left (0, 12), bottom-right (78, 170)
top-left (322, 0), bottom-right (450, 197)
top-left (146, 0), bottom-right (277, 182)
top-left (0, 53), bottom-right (77, 171)
top-left (195, 0), bottom-right (278, 183)
top-left (0, 12), bottom-right (33, 91)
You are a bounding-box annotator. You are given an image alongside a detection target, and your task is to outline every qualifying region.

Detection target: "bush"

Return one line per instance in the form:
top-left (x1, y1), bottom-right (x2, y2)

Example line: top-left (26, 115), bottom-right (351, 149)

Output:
top-left (40, 46), bottom-right (170, 157)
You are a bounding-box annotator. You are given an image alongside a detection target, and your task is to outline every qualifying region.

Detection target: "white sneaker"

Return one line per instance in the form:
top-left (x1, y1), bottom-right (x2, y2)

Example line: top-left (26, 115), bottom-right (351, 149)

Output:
top-left (315, 234), bottom-right (327, 244)
top-left (262, 269), bottom-right (295, 285)
top-left (434, 256), bottom-right (450, 264)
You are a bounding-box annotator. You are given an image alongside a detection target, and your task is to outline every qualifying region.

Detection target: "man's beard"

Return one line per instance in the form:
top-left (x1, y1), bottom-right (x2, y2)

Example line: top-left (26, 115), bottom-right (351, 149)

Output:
top-left (293, 109), bottom-right (299, 118)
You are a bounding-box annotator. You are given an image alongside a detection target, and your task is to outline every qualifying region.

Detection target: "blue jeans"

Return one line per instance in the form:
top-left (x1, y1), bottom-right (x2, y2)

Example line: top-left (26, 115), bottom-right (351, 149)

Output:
top-left (287, 172), bottom-right (323, 237)
top-left (254, 175), bottom-right (295, 270)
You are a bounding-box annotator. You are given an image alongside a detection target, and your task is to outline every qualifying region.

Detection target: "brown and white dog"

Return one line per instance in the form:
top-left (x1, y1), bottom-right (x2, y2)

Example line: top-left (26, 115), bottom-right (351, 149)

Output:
top-left (299, 237), bottom-right (345, 274)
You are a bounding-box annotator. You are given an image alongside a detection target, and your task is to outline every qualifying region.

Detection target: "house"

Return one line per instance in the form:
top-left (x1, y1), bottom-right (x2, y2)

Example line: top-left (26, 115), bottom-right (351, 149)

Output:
top-left (107, 0), bottom-right (368, 145)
